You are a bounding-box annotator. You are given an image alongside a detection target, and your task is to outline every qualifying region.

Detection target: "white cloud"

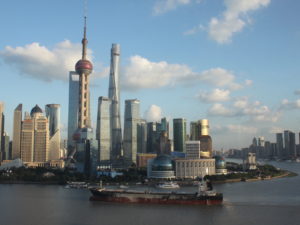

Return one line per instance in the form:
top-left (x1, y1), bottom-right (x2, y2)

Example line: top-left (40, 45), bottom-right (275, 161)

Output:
top-left (197, 88), bottom-right (230, 103)
top-left (0, 40), bottom-right (106, 82)
top-left (122, 55), bottom-right (194, 90)
top-left (199, 68), bottom-right (243, 90)
top-left (269, 127), bottom-right (283, 134)
top-left (208, 0), bottom-right (271, 44)
top-left (153, 0), bottom-right (192, 15)
top-left (208, 97), bottom-right (281, 122)
top-left (122, 56), bottom-right (247, 91)
top-left (183, 24), bottom-right (205, 36)
top-left (208, 103), bottom-right (234, 116)
top-left (144, 105), bottom-right (163, 122)
top-left (212, 124), bottom-right (258, 134)
top-left (280, 98), bottom-right (300, 110)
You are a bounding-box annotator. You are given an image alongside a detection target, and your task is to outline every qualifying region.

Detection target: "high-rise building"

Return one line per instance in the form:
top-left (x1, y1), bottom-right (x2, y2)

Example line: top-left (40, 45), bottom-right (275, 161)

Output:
top-left (0, 102), bottom-right (4, 160)
top-left (137, 120), bottom-right (147, 153)
top-left (147, 122), bottom-right (159, 153)
top-left (12, 104), bottom-right (22, 159)
top-left (173, 118), bottom-right (187, 152)
top-left (123, 99), bottom-right (140, 164)
top-left (96, 97), bottom-right (111, 162)
top-left (190, 121), bottom-right (200, 141)
top-left (276, 133), bottom-right (284, 158)
top-left (258, 136), bottom-right (265, 147)
top-left (108, 44), bottom-right (122, 161)
top-left (1, 132), bottom-right (10, 160)
top-left (289, 131), bottom-right (296, 158)
top-left (21, 105), bottom-right (49, 162)
top-left (186, 141), bottom-right (201, 159)
top-left (45, 104), bottom-right (61, 160)
top-left (160, 117), bottom-right (169, 138)
top-left (67, 72), bottom-right (79, 151)
top-left (284, 130), bottom-right (290, 158)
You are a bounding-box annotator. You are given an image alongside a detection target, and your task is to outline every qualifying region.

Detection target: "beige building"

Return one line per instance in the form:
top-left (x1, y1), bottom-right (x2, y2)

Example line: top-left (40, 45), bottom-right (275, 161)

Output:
top-left (12, 104), bottom-right (22, 159)
top-left (175, 158), bottom-right (216, 179)
top-left (175, 140), bottom-right (215, 179)
top-left (21, 105), bottom-right (49, 163)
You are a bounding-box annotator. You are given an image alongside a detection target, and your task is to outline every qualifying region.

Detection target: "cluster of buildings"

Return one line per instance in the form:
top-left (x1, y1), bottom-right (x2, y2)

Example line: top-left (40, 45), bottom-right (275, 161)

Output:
top-left (0, 17), bottom-right (228, 179)
top-left (0, 102), bottom-right (65, 168)
top-left (227, 131), bottom-right (300, 161)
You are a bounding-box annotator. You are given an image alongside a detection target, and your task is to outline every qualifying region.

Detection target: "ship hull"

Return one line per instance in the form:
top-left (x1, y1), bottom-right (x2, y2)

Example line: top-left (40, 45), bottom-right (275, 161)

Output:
top-left (90, 189), bottom-right (223, 205)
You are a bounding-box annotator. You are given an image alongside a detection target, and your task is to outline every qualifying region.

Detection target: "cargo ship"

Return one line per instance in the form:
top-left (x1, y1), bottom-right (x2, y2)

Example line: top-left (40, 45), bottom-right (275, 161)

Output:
top-left (89, 180), bottom-right (223, 205)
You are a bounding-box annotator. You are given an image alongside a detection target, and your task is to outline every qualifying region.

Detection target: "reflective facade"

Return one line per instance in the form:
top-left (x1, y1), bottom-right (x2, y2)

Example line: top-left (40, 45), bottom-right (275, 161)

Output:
top-left (108, 44), bottom-right (122, 161)
top-left (173, 118), bottom-right (187, 152)
top-left (123, 99), bottom-right (140, 163)
top-left (45, 104), bottom-right (61, 160)
top-left (0, 102), bottom-right (4, 160)
top-left (12, 104), bottom-right (22, 159)
top-left (96, 97), bottom-right (111, 162)
top-left (67, 72), bottom-right (79, 150)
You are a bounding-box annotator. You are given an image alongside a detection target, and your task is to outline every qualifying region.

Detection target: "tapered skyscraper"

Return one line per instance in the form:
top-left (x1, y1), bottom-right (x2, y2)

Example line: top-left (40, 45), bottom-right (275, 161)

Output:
top-left (12, 104), bottom-right (22, 159)
top-left (109, 44), bottom-right (122, 161)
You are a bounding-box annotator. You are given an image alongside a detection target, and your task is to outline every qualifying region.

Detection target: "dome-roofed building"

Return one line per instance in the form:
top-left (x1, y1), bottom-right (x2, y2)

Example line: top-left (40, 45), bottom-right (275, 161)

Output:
top-left (213, 156), bottom-right (227, 174)
top-left (30, 104), bottom-right (43, 117)
top-left (147, 154), bottom-right (175, 179)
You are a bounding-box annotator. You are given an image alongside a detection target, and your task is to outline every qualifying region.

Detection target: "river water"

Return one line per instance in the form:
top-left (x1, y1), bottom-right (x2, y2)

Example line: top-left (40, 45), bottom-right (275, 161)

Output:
top-left (0, 161), bottom-right (299, 225)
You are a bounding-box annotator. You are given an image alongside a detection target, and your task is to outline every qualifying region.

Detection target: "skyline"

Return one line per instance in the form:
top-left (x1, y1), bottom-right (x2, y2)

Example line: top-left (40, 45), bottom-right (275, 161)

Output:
top-left (0, 0), bottom-right (300, 150)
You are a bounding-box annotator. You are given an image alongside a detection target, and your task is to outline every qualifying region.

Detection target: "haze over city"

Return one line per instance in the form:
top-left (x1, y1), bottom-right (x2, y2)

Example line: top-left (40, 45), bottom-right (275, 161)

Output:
top-left (0, 0), bottom-right (299, 150)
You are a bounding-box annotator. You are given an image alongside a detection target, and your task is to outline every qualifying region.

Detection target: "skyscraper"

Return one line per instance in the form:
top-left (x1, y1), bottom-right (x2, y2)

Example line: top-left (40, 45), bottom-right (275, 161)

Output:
top-left (276, 133), bottom-right (283, 158)
top-left (45, 104), bottom-right (61, 160)
top-left (173, 118), bottom-right (187, 152)
top-left (137, 120), bottom-right (147, 153)
top-left (96, 97), bottom-right (111, 162)
top-left (67, 72), bottom-right (79, 151)
top-left (108, 44), bottom-right (122, 161)
top-left (284, 130), bottom-right (290, 158)
top-left (0, 102), bottom-right (4, 160)
top-left (160, 117), bottom-right (169, 138)
top-left (12, 104), bottom-right (22, 159)
top-left (123, 99), bottom-right (140, 164)
top-left (21, 105), bottom-right (49, 162)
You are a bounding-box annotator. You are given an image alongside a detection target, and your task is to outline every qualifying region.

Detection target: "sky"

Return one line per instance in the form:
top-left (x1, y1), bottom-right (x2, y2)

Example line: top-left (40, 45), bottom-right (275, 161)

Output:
top-left (0, 0), bottom-right (300, 150)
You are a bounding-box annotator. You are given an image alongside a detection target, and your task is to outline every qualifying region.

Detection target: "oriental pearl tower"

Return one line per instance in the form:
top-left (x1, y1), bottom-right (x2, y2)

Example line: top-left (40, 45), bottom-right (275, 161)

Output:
top-left (75, 16), bottom-right (93, 129)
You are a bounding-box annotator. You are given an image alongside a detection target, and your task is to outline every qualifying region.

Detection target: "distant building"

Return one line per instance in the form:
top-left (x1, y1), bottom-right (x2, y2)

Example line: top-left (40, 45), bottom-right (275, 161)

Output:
top-left (0, 102), bottom-right (4, 161)
top-left (137, 120), bottom-right (147, 153)
top-left (12, 104), bottom-right (22, 160)
top-left (45, 104), bottom-right (61, 160)
top-left (96, 96), bottom-right (111, 162)
top-left (123, 99), bottom-right (140, 164)
top-left (245, 152), bottom-right (257, 170)
top-left (147, 154), bottom-right (175, 179)
top-left (67, 72), bottom-right (79, 151)
top-left (109, 44), bottom-right (123, 162)
top-left (175, 140), bottom-right (216, 179)
top-left (20, 105), bottom-right (49, 163)
top-left (160, 117), bottom-right (169, 138)
top-left (173, 118), bottom-right (186, 152)
top-left (185, 141), bottom-right (201, 159)
top-left (136, 153), bottom-right (157, 168)
top-left (175, 159), bottom-right (216, 179)
top-left (276, 133), bottom-right (284, 158)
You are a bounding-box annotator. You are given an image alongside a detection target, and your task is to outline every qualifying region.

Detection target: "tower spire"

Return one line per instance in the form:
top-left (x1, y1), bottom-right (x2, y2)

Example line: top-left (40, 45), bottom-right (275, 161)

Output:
top-left (82, 16), bottom-right (87, 60)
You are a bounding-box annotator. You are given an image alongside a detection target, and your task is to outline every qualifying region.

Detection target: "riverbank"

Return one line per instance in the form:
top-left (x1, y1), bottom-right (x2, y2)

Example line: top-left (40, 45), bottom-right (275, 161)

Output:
top-left (210, 170), bottom-right (297, 184)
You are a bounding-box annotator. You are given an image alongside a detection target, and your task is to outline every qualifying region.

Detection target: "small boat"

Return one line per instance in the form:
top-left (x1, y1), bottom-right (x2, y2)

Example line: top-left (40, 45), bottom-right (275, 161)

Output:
top-left (65, 181), bottom-right (88, 189)
top-left (156, 182), bottom-right (180, 189)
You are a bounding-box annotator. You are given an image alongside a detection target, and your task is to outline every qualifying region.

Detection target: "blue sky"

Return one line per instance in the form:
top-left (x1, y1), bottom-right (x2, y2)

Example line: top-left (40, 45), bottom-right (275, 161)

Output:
top-left (0, 0), bottom-right (300, 150)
